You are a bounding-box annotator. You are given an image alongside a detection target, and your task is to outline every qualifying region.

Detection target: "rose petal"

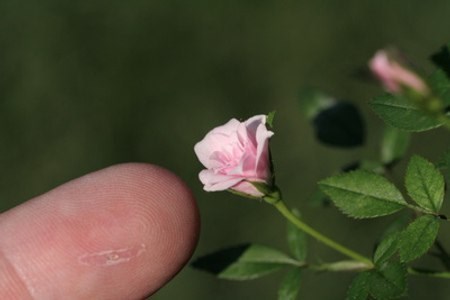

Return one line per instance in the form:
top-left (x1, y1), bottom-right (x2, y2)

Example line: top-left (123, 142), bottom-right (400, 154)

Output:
top-left (231, 181), bottom-right (264, 198)
top-left (194, 119), bottom-right (241, 169)
top-left (194, 114), bottom-right (274, 197)
top-left (244, 115), bottom-right (267, 146)
top-left (369, 50), bottom-right (428, 95)
top-left (255, 123), bottom-right (274, 179)
top-left (199, 170), bottom-right (243, 191)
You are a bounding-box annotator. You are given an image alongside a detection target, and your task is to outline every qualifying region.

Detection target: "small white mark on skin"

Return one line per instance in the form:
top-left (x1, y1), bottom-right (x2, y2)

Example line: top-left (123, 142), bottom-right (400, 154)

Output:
top-left (78, 244), bottom-right (146, 267)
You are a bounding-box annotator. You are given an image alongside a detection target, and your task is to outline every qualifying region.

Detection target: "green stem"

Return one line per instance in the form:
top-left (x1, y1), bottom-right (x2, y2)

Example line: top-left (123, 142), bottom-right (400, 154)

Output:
top-left (408, 267), bottom-right (450, 279)
top-left (272, 200), bottom-right (374, 268)
top-left (404, 203), bottom-right (448, 220)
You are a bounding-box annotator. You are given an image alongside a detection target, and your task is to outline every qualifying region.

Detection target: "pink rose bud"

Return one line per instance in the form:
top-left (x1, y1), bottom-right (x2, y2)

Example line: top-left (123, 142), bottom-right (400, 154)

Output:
top-left (369, 50), bottom-right (429, 95)
top-left (194, 115), bottom-right (274, 198)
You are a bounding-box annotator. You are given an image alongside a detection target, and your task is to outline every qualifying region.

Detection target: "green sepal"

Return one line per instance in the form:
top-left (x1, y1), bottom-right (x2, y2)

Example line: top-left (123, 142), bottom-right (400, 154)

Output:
top-left (227, 181), bottom-right (280, 201)
top-left (267, 111), bottom-right (276, 128)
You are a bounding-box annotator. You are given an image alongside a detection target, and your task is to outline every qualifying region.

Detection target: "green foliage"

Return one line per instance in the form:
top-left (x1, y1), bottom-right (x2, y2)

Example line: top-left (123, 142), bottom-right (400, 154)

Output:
top-left (218, 262), bottom-right (283, 280)
top-left (368, 262), bottom-right (408, 299)
top-left (381, 125), bottom-right (411, 166)
top-left (346, 272), bottom-right (371, 300)
top-left (278, 268), bottom-right (302, 300)
top-left (370, 93), bottom-right (443, 132)
top-left (428, 70), bottom-right (450, 107)
top-left (373, 231), bottom-right (401, 266)
top-left (319, 170), bottom-right (407, 218)
top-left (405, 155), bottom-right (445, 213)
top-left (191, 244), bottom-right (300, 280)
top-left (286, 210), bottom-right (308, 261)
top-left (347, 263), bottom-right (407, 300)
top-left (398, 215), bottom-right (440, 262)
top-left (194, 41), bottom-right (450, 300)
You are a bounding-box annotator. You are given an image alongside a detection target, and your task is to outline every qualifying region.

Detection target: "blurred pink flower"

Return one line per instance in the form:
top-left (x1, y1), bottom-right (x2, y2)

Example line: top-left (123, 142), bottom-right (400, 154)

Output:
top-left (369, 50), bottom-right (429, 95)
top-left (194, 115), bottom-right (274, 197)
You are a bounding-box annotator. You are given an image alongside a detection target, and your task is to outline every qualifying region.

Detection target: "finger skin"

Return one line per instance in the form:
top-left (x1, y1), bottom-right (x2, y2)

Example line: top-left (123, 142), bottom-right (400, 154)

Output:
top-left (0, 163), bottom-right (200, 299)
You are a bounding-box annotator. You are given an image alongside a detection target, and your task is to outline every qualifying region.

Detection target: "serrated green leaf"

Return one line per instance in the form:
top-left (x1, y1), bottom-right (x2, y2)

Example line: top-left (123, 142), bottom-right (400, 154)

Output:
top-left (287, 210), bottom-right (308, 261)
top-left (368, 262), bottom-right (407, 299)
top-left (278, 268), bottom-right (302, 300)
top-left (346, 272), bottom-right (371, 300)
top-left (405, 155), bottom-right (445, 213)
top-left (398, 215), bottom-right (440, 262)
top-left (381, 125), bottom-right (411, 166)
top-left (370, 93), bottom-right (442, 132)
top-left (374, 231), bottom-right (400, 266)
top-left (191, 244), bottom-right (300, 281)
top-left (319, 170), bottom-right (407, 218)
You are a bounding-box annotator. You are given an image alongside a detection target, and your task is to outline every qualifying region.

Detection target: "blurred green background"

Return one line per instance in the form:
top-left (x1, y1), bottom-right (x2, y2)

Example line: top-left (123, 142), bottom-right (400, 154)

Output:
top-left (1, 0), bottom-right (450, 299)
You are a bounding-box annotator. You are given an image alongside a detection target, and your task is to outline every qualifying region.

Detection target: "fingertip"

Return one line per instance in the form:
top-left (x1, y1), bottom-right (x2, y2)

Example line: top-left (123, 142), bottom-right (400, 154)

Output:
top-left (0, 163), bottom-right (200, 299)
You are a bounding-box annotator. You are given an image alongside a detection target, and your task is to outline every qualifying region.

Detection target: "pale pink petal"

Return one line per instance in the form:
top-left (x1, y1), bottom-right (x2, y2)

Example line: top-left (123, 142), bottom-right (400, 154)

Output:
top-left (227, 151), bottom-right (257, 177)
top-left (199, 169), bottom-right (243, 191)
top-left (194, 119), bottom-right (241, 168)
top-left (370, 51), bottom-right (400, 92)
top-left (231, 181), bottom-right (264, 197)
top-left (194, 114), bottom-right (274, 198)
top-left (390, 65), bottom-right (428, 94)
top-left (369, 50), bottom-right (428, 95)
top-left (255, 123), bottom-right (274, 179)
top-left (244, 115), bottom-right (267, 146)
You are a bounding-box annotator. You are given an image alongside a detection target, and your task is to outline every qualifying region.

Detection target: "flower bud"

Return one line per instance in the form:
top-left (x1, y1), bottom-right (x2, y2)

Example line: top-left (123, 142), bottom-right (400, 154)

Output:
top-left (369, 50), bottom-right (429, 96)
top-left (194, 115), bottom-right (274, 198)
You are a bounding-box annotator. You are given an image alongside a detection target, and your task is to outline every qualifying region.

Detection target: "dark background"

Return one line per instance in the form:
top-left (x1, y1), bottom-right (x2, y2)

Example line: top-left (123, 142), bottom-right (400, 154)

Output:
top-left (1, 1), bottom-right (450, 299)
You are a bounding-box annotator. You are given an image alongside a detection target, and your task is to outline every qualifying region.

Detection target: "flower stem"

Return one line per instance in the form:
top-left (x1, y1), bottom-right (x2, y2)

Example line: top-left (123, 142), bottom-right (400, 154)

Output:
top-left (408, 267), bottom-right (450, 279)
top-left (272, 200), bottom-right (374, 268)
